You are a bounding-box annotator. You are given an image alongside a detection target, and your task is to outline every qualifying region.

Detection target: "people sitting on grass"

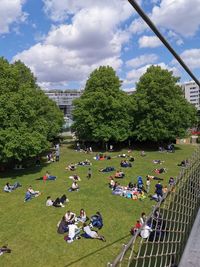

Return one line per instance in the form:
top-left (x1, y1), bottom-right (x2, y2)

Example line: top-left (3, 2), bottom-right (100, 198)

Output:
top-left (178, 159), bottom-right (189, 167)
top-left (43, 171), bottom-right (57, 181)
top-left (90, 212), bottom-right (103, 229)
top-left (65, 211), bottom-right (76, 224)
top-left (57, 216), bottom-right (69, 234)
top-left (24, 186), bottom-right (41, 202)
top-left (167, 143), bottom-right (175, 153)
top-left (4, 182), bottom-right (22, 193)
top-left (168, 177), bottom-right (175, 186)
top-left (68, 181), bottom-right (79, 192)
top-left (0, 245), bottom-right (11, 256)
top-left (120, 160), bottom-right (132, 168)
top-left (114, 170), bottom-right (125, 178)
top-left (94, 154), bottom-right (111, 160)
top-left (154, 168), bottom-right (166, 174)
top-left (130, 220), bottom-right (142, 235)
top-left (77, 159), bottom-right (91, 166)
top-left (65, 163), bottom-right (76, 171)
top-left (69, 174), bottom-right (81, 181)
top-left (99, 166), bottom-right (115, 172)
top-left (46, 195), bottom-right (69, 207)
top-left (77, 209), bottom-right (88, 223)
top-left (153, 159), bottom-right (164, 164)
top-left (64, 223), bottom-right (81, 243)
top-left (82, 223), bottom-right (106, 241)
top-left (146, 175), bottom-right (163, 181)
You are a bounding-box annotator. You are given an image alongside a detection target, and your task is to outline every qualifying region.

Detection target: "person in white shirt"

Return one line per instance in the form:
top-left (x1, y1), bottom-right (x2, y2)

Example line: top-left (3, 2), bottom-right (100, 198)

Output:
top-left (65, 211), bottom-right (76, 223)
top-left (46, 196), bottom-right (54, 206)
top-left (67, 224), bottom-right (81, 243)
top-left (83, 223), bottom-right (106, 241)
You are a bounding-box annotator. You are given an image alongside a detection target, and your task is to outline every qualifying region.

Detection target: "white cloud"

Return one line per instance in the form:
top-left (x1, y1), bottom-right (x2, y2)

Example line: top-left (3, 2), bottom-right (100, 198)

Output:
top-left (126, 54), bottom-right (158, 68)
top-left (129, 18), bottom-right (148, 34)
top-left (13, 4), bottom-right (131, 87)
top-left (0, 0), bottom-right (27, 34)
top-left (42, 0), bottom-right (134, 22)
top-left (179, 49), bottom-right (200, 70)
top-left (151, 0), bottom-right (200, 37)
top-left (138, 35), bottom-right (162, 48)
top-left (126, 62), bottom-right (179, 83)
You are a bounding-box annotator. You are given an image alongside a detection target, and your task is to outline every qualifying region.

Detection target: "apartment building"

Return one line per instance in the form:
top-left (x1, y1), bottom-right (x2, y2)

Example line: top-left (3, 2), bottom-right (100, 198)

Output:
top-left (182, 81), bottom-right (200, 111)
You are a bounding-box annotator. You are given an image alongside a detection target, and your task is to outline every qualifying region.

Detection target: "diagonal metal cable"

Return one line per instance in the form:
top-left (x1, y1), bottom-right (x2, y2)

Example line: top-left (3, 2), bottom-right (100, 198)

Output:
top-left (128, 0), bottom-right (200, 88)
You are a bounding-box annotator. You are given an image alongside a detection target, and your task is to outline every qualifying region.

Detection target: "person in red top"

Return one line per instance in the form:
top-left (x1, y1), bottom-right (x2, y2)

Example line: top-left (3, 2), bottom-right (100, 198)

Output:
top-left (130, 220), bottom-right (142, 235)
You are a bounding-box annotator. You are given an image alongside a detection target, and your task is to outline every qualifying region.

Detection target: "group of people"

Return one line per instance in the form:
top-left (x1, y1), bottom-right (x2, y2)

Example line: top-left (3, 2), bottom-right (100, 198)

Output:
top-left (57, 210), bottom-right (105, 243)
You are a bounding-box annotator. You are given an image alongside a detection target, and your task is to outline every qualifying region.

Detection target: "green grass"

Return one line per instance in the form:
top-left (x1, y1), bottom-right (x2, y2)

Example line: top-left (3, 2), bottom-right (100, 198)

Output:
top-left (0, 144), bottom-right (196, 267)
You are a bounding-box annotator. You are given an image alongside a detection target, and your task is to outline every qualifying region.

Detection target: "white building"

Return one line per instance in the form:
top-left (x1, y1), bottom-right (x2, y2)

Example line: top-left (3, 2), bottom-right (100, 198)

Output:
top-left (45, 90), bottom-right (82, 119)
top-left (182, 81), bottom-right (200, 111)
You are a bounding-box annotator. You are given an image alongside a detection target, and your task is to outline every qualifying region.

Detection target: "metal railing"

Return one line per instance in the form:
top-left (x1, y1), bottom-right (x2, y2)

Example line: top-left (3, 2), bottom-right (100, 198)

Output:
top-left (108, 146), bottom-right (200, 267)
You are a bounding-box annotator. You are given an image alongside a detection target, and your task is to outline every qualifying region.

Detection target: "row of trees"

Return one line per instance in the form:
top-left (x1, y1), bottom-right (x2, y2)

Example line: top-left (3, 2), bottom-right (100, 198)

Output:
top-left (0, 58), bottom-right (64, 163)
top-left (72, 66), bottom-right (197, 144)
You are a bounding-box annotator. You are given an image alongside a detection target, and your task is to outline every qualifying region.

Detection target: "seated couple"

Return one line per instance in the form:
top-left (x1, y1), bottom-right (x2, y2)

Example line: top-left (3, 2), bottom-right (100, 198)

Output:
top-left (43, 171), bottom-right (56, 181)
top-left (66, 163), bottom-right (76, 171)
top-left (69, 174), bottom-right (81, 181)
top-left (77, 159), bottom-right (91, 166)
top-left (99, 166), bottom-right (115, 173)
top-left (57, 211), bottom-right (76, 234)
top-left (114, 170), bottom-right (125, 178)
top-left (68, 181), bottom-right (79, 192)
top-left (4, 182), bottom-right (22, 193)
top-left (120, 160), bottom-right (132, 168)
top-left (24, 186), bottom-right (41, 202)
top-left (46, 194), bottom-right (69, 207)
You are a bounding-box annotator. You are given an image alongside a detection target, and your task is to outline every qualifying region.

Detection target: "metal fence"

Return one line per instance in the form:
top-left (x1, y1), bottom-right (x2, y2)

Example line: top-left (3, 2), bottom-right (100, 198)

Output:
top-left (108, 146), bottom-right (200, 267)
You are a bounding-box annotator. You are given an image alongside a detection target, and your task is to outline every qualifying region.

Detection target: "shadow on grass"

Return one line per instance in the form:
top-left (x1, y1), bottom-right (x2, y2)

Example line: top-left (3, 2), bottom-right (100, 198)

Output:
top-left (64, 233), bottom-right (131, 267)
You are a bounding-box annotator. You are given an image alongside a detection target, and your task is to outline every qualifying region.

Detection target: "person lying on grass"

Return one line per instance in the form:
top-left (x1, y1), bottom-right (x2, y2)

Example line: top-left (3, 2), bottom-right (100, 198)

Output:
top-left (43, 171), bottom-right (57, 181)
top-left (120, 160), bottom-right (132, 168)
top-left (153, 168), bottom-right (167, 174)
top-left (77, 159), bottom-right (91, 166)
top-left (99, 166), bottom-right (115, 172)
top-left (0, 245), bottom-right (11, 256)
top-left (153, 160), bottom-right (164, 164)
top-left (146, 175), bottom-right (163, 181)
top-left (46, 194), bottom-right (69, 207)
top-left (4, 182), bottom-right (22, 193)
top-left (65, 163), bottom-right (76, 171)
top-left (114, 170), bottom-right (125, 178)
top-left (82, 223), bottom-right (106, 242)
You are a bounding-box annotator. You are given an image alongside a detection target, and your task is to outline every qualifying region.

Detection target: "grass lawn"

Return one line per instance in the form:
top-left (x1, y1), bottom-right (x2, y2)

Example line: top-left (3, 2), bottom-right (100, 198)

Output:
top-left (0, 143), bottom-right (196, 267)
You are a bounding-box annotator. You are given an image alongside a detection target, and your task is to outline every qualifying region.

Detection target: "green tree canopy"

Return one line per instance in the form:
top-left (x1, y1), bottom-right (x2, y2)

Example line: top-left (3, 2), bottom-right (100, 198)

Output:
top-left (0, 57), bottom-right (64, 163)
top-left (72, 66), bottom-right (133, 143)
top-left (132, 65), bottom-right (197, 142)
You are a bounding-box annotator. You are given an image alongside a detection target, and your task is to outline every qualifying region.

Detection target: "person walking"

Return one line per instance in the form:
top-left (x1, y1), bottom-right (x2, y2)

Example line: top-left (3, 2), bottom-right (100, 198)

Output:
top-left (87, 168), bottom-right (92, 179)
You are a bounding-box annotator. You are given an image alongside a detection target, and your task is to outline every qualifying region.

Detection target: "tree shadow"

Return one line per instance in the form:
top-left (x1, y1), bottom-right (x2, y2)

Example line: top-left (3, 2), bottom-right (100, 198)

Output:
top-left (64, 233), bottom-right (131, 267)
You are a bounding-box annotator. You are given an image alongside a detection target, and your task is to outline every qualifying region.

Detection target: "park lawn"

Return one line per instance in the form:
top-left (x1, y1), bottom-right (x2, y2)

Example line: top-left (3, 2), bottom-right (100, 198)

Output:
top-left (0, 143), bottom-right (196, 267)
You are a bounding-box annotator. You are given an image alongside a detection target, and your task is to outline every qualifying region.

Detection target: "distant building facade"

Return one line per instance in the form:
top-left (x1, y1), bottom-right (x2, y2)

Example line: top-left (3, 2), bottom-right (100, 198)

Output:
top-left (182, 81), bottom-right (200, 111)
top-left (45, 90), bottom-right (83, 119)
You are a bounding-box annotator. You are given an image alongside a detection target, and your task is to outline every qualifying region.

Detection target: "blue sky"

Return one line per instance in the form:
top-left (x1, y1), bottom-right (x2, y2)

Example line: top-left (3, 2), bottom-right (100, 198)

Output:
top-left (0, 0), bottom-right (200, 90)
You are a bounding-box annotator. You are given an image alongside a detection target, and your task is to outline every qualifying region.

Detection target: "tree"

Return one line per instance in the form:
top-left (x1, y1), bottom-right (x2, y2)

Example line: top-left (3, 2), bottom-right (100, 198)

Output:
top-left (0, 58), bottom-right (64, 163)
top-left (131, 66), bottom-right (197, 142)
top-left (72, 66), bottom-right (133, 144)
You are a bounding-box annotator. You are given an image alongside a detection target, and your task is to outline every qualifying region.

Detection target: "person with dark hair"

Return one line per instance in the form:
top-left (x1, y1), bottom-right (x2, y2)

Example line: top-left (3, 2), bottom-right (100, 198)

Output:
top-left (155, 182), bottom-right (163, 202)
top-left (4, 182), bottom-right (22, 192)
top-left (46, 195), bottom-right (68, 207)
top-left (90, 212), bottom-right (103, 229)
top-left (0, 245), bottom-right (11, 255)
top-left (87, 168), bottom-right (92, 179)
top-left (57, 216), bottom-right (68, 234)
top-left (77, 209), bottom-right (88, 223)
top-left (82, 223), bottom-right (106, 241)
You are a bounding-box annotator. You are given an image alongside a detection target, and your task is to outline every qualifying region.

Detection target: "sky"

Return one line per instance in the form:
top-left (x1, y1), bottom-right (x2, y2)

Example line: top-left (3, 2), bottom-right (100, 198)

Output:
top-left (0, 0), bottom-right (200, 91)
